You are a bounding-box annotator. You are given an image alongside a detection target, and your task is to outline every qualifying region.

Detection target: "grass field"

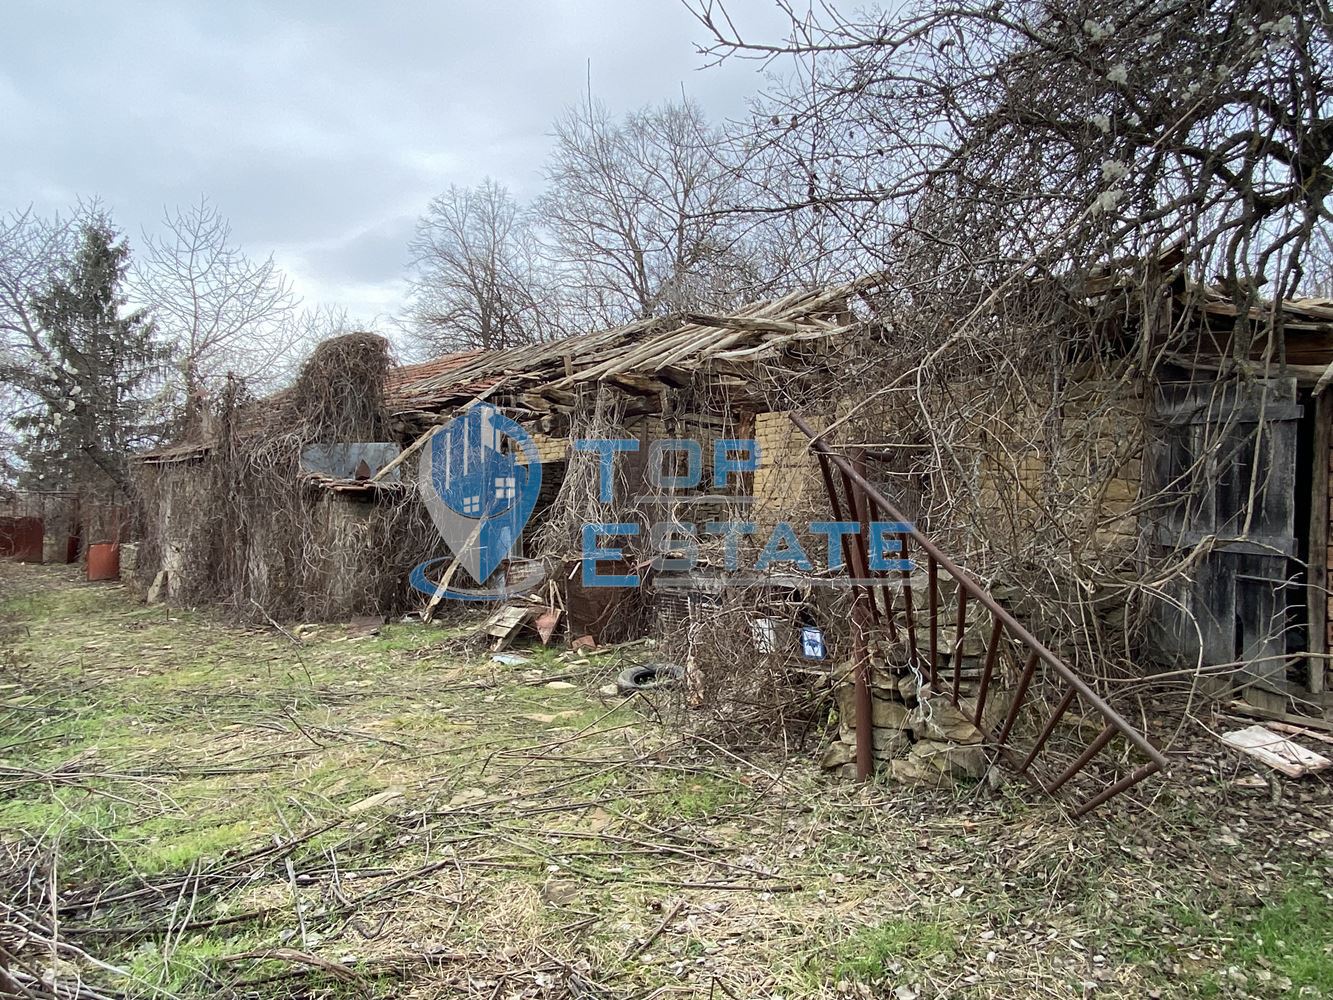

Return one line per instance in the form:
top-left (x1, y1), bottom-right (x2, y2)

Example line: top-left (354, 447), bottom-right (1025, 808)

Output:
top-left (1, 562), bottom-right (1330, 998)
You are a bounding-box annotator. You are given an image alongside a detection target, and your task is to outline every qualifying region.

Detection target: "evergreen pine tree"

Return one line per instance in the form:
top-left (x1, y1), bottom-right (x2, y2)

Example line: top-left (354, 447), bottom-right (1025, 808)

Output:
top-left (15, 220), bottom-right (170, 496)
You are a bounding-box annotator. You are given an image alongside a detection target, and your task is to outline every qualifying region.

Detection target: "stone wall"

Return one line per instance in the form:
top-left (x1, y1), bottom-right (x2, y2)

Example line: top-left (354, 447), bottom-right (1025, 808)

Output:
top-left (822, 605), bottom-right (1015, 786)
top-left (964, 377), bottom-right (1145, 572)
top-left (135, 460), bottom-right (222, 604)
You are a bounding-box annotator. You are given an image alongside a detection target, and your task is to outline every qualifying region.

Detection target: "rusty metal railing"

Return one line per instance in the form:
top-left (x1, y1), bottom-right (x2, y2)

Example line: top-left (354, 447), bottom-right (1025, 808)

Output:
top-left (792, 414), bottom-right (1169, 817)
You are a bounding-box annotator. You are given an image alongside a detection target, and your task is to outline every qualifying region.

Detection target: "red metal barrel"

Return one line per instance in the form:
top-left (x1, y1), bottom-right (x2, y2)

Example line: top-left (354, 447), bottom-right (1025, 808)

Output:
top-left (86, 542), bottom-right (120, 581)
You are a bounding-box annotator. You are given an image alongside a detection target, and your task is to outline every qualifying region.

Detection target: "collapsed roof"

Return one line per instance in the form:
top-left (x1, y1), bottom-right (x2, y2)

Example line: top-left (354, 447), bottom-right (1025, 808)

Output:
top-left (142, 264), bottom-right (1333, 468)
top-left (139, 275), bottom-right (885, 466)
top-left (382, 275), bottom-right (886, 424)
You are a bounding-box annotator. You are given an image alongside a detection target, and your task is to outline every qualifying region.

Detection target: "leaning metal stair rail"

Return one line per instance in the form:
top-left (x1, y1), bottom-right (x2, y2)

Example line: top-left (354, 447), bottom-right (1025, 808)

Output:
top-left (791, 413), bottom-right (1169, 817)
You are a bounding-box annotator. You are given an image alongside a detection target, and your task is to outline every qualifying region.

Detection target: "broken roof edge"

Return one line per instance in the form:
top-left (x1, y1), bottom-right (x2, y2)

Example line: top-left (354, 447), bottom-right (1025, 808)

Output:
top-left (135, 440), bottom-right (214, 465)
top-left (1082, 248), bottom-right (1333, 330)
top-left (136, 275), bottom-right (895, 464)
top-left (394, 273), bottom-right (892, 408)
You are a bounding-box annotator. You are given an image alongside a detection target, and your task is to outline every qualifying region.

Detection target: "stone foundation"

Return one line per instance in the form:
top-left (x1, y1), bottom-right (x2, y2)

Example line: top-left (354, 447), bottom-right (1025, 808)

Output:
top-left (821, 628), bottom-right (1012, 786)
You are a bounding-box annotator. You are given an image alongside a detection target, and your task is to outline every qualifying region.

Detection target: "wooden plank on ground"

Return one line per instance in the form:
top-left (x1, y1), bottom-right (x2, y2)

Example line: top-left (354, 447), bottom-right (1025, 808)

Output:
top-left (1227, 699), bottom-right (1333, 733)
top-left (1261, 720), bottom-right (1333, 747)
top-left (1218, 724), bottom-right (1332, 777)
top-left (484, 605), bottom-right (539, 650)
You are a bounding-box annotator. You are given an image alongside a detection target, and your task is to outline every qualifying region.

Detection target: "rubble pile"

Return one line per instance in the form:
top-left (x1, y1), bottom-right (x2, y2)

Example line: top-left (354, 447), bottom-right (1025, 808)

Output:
top-left (821, 621), bottom-right (1012, 787)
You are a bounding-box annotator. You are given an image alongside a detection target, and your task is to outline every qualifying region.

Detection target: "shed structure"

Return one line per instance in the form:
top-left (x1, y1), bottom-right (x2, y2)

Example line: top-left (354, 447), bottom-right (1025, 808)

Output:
top-left (130, 281), bottom-right (878, 621)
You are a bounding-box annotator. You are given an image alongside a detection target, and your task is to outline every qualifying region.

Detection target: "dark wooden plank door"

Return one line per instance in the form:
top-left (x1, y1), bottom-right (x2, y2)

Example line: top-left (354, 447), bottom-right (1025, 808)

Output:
top-left (1146, 378), bottom-right (1301, 688)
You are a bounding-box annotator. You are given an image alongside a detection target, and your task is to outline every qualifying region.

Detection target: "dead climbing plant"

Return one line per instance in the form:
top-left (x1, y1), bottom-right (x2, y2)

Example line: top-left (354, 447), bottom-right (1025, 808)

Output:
top-left (134, 333), bottom-right (437, 621)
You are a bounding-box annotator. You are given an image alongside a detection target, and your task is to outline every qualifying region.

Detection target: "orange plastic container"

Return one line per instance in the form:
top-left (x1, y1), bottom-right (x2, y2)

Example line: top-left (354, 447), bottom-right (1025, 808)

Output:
top-left (86, 542), bottom-right (120, 581)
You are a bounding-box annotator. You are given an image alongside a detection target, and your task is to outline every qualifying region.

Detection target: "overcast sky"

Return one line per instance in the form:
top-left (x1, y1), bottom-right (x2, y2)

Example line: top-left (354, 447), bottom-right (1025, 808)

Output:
top-left (0, 1), bottom-right (788, 327)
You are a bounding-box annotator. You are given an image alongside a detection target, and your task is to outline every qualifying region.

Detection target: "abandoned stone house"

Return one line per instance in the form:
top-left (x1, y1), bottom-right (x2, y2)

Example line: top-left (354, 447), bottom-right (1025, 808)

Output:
top-left (878, 275), bottom-right (1333, 723)
top-left (1044, 281), bottom-right (1333, 720)
top-left (125, 272), bottom-right (1333, 728)
top-left (1140, 286), bottom-right (1333, 720)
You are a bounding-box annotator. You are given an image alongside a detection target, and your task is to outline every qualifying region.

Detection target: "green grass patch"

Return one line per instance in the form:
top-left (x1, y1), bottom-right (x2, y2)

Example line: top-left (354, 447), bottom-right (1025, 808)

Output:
top-left (1102, 874), bottom-right (1333, 998)
top-left (359, 622), bottom-right (452, 654)
top-left (1217, 879), bottom-right (1333, 996)
top-left (825, 915), bottom-right (957, 982)
top-left (125, 931), bottom-right (263, 996)
top-left (647, 770), bottom-right (747, 821)
top-left (119, 815), bottom-right (265, 875)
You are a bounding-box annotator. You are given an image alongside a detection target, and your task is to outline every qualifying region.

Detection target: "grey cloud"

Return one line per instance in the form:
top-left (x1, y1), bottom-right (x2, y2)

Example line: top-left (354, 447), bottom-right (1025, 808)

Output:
top-left (0, 0), bottom-right (787, 323)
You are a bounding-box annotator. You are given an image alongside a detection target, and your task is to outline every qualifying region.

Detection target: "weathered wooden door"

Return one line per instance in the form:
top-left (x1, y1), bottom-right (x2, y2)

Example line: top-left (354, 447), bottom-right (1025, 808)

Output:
top-left (1147, 378), bottom-right (1302, 689)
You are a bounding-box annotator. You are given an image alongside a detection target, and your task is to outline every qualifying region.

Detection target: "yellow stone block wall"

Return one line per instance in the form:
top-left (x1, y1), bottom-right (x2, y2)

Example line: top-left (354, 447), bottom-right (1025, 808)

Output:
top-left (516, 432), bottom-right (570, 465)
top-left (753, 411), bottom-right (827, 530)
top-left (965, 378), bottom-right (1145, 571)
top-left (515, 386), bottom-right (1147, 582)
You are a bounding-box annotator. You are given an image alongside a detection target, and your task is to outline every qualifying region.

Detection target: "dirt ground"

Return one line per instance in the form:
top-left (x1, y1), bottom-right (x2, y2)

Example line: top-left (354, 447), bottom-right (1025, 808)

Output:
top-left (0, 561), bottom-right (1330, 999)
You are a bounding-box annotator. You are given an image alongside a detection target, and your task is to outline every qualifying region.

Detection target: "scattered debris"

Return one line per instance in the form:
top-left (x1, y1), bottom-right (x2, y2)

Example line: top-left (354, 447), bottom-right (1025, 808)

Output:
top-left (482, 604), bottom-right (538, 650)
top-left (1231, 774), bottom-right (1269, 790)
top-left (533, 608), bottom-right (562, 645)
top-left (1228, 700), bottom-right (1333, 734)
top-left (615, 662), bottom-right (685, 694)
top-left (5, 561), bottom-right (1333, 999)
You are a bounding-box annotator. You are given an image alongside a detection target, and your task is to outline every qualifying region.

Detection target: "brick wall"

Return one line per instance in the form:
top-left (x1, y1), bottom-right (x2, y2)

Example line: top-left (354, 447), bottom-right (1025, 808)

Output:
top-left (516, 432), bottom-right (570, 465)
top-left (752, 411), bottom-right (826, 529)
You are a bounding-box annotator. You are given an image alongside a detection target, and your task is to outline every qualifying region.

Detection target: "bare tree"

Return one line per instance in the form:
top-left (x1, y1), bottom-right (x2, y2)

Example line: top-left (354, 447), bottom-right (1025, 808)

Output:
top-left (1308, 223), bottom-right (1333, 298)
top-left (537, 98), bottom-right (755, 324)
top-left (0, 206), bottom-right (77, 390)
top-left (407, 179), bottom-right (553, 354)
top-left (683, 0), bottom-right (1333, 684)
top-left (135, 198), bottom-right (303, 404)
top-left (690, 0), bottom-right (1332, 315)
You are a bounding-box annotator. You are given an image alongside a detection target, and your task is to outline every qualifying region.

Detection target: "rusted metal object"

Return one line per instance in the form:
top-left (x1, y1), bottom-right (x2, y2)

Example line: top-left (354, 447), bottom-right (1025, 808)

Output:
top-left (792, 413), bottom-right (1169, 817)
top-left (0, 491), bottom-right (82, 563)
top-left (850, 597), bottom-right (874, 781)
top-left (86, 542), bottom-right (120, 582)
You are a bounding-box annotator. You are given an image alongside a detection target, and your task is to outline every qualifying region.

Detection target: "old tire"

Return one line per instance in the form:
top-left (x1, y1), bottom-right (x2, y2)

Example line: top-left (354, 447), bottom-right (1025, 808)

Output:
top-left (616, 662), bottom-right (684, 694)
